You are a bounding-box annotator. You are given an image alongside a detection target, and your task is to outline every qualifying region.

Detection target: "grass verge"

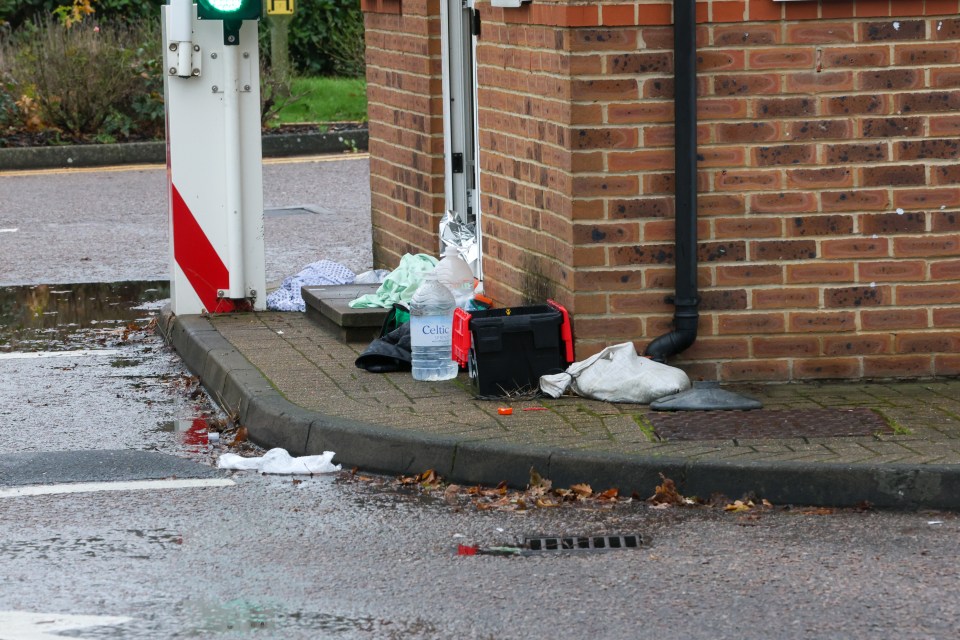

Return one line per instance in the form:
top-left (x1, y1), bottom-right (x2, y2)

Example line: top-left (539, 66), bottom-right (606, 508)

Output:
top-left (271, 77), bottom-right (367, 126)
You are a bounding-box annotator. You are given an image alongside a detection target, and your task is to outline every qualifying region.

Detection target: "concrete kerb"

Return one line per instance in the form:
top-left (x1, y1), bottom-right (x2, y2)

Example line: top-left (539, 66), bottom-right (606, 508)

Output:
top-left (159, 308), bottom-right (960, 511)
top-left (0, 129), bottom-right (368, 171)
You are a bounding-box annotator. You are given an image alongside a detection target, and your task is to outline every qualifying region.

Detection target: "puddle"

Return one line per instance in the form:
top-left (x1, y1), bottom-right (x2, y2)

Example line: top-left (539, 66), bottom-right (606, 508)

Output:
top-left (0, 281), bottom-right (169, 353)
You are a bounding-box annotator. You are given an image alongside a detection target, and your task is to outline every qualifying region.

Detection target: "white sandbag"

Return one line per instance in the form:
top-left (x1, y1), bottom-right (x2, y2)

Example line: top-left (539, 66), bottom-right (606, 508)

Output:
top-left (540, 342), bottom-right (690, 404)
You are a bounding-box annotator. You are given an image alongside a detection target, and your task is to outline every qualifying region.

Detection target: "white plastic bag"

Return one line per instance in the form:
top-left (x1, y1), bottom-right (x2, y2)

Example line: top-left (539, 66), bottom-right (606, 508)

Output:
top-left (218, 448), bottom-right (341, 474)
top-left (540, 342), bottom-right (690, 403)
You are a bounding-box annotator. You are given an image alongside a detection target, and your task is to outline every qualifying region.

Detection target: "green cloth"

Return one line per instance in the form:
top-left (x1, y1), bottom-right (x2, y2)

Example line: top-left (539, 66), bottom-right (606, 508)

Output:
top-left (348, 253), bottom-right (439, 308)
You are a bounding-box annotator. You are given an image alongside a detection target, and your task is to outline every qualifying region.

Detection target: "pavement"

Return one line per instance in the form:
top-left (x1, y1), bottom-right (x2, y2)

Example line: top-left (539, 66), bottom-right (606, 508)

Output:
top-left (158, 307), bottom-right (960, 511)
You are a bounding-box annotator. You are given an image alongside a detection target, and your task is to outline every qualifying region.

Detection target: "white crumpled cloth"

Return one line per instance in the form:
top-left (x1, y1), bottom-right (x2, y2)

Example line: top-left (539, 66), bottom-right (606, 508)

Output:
top-left (218, 448), bottom-right (341, 474)
top-left (266, 260), bottom-right (356, 312)
top-left (540, 342), bottom-right (690, 404)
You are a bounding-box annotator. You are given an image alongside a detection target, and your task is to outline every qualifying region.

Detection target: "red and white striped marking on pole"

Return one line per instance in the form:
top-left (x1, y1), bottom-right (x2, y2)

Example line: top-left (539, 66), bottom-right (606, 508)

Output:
top-left (162, 1), bottom-right (266, 315)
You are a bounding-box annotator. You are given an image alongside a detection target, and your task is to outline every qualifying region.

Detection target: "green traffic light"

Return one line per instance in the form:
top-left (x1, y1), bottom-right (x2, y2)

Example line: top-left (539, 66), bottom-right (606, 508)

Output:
top-left (196, 0), bottom-right (260, 21)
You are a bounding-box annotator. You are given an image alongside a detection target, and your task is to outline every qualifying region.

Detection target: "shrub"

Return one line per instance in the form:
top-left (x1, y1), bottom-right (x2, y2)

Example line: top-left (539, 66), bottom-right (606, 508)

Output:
top-left (1, 16), bottom-right (162, 140)
top-left (280, 0), bottom-right (364, 77)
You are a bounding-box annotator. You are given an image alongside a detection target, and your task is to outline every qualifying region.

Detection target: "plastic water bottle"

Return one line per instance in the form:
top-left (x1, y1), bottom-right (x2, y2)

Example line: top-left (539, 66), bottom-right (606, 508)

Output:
top-left (409, 273), bottom-right (459, 381)
top-left (432, 247), bottom-right (475, 308)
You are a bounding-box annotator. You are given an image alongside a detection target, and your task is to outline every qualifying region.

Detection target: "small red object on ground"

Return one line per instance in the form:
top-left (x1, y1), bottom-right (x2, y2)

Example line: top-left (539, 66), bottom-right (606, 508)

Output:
top-left (457, 544), bottom-right (479, 555)
top-left (497, 407), bottom-right (513, 415)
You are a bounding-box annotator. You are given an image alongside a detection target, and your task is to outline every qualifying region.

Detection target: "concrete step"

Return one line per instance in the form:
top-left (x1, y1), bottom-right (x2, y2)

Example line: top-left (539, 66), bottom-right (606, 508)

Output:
top-left (301, 284), bottom-right (387, 343)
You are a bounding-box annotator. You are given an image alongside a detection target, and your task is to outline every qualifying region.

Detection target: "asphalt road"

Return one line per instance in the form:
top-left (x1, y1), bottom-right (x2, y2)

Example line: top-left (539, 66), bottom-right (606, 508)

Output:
top-left (0, 154), bottom-right (373, 286)
top-left (1, 156), bottom-right (959, 639)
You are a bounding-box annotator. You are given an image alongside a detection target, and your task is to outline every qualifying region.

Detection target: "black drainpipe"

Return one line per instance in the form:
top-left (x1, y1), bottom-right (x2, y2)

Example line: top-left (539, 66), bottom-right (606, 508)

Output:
top-left (644, 0), bottom-right (700, 363)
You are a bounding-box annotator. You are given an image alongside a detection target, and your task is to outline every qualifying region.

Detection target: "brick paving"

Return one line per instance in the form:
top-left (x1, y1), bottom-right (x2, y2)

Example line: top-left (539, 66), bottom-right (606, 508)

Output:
top-left (210, 312), bottom-right (960, 468)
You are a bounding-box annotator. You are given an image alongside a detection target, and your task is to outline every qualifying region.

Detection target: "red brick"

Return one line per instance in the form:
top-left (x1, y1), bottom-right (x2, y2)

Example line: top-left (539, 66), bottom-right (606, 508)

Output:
top-left (930, 69), bottom-right (960, 89)
top-left (821, 190), bottom-right (891, 213)
top-left (821, 46), bottom-right (889, 67)
top-left (894, 188), bottom-right (960, 211)
top-left (748, 48), bottom-right (816, 70)
top-left (794, 358), bottom-right (862, 380)
top-left (897, 139), bottom-right (960, 161)
top-left (607, 102), bottom-right (675, 124)
top-left (788, 262), bottom-right (858, 285)
top-left (896, 331), bottom-right (960, 354)
top-left (893, 236), bottom-right (960, 258)
top-left (786, 168), bottom-right (853, 189)
top-left (573, 223), bottom-right (640, 245)
top-left (574, 316), bottom-right (644, 340)
top-left (608, 52), bottom-right (672, 74)
top-left (933, 308), bottom-right (960, 327)
top-left (713, 74), bottom-right (781, 96)
top-left (573, 269), bottom-right (644, 291)
top-left (717, 312), bottom-right (786, 335)
top-left (925, 1), bottom-right (960, 17)
top-left (697, 50), bottom-right (746, 72)
top-left (698, 146), bottom-right (748, 168)
top-left (896, 283), bottom-right (960, 305)
top-left (931, 259), bottom-right (960, 279)
top-left (860, 20), bottom-right (926, 40)
top-left (822, 3), bottom-right (855, 19)
top-left (714, 170), bottom-right (782, 191)
top-left (700, 289), bottom-right (749, 311)
top-left (698, 98), bottom-right (750, 120)
top-left (715, 122), bottom-right (779, 143)
top-left (607, 149), bottom-right (675, 172)
top-left (785, 71), bottom-right (855, 94)
top-left (825, 285), bottom-right (892, 308)
top-left (861, 165), bottom-right (926, 187)
top-left (716, 264), bottom-right (784, 286)
top-left (788, 310), bottom-right (856, 333)
top-left (895, 43), bottom-right (960, 65)
top-left (862, 356), bottom-right (934, 378)
top-left (600, 4), bottom-right (636, 26)
top-left (823, 335), bottom-right (892, 356)
top-left (860, 211), bottom-right (926, 234)
top-left (609, 197), bottom-right (674, 220)
top-left (571, 78), bottom-right (639, 101)
top-left (573, 128), bottom-right (638, 150)
top-left (860, 69), bottom-right (924, 91)
top-left (895, 92), bottom-right (960, 115)
top-left (822, 94), bottom-right (888, 116)
top-left (701, 194), bottom-right (748, 216)
top-left (787, 214), bottom-right (854, 237)
top-left (684, 338), bottom-right (750, 360)
top-left (572, 175), bottom-right (639, 197)
top-left (750, 240), bottom-right (817, 261)
top-left (713, 24), bottom-right (780, 46)
top-left (752, 287), bottom-right (820, 309)
top-left (752, 336), bottom-right (820, 358)
top-left (860, 117), bottom-right (923, 138)
top-left (714, 216), bottom-right (782, 239)
top-left (825, 143), bottom-right (888, 164)
top-left (787, 23), bottom-right (855, 44)
top-left (785, 2), bottom-right (819, 20)
top-left (754, 97), bottom-right (817, 118)
top-left (747, 0), bottom-right (781, 21)
top-left (721, 360), bottom-right (791, 382)
top-left (935, 354), bottom-right (960, 377)
top-left (930, 116), bottom-right (960, 137)
top-left (750, 192), bottom-right (817, 214)
top-left (753, 144), bottom-right (817, 167)
top-left (858, 260), bottom-right (927, 282)
top-left (608, 292), bottom-right (674, 314)
top-left (861, 308), bottom-right (929, 330)
top-left (821, 238), bottom-right (890, 259)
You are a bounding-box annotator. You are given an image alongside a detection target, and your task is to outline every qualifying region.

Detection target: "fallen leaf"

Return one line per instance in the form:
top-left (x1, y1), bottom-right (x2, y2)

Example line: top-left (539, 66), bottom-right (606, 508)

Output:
top-left (571, 483), bottom-right (593, 498)
top-left (231, 426), bottom-right (248, 445)
top-left (597, 488), bottom-right (619, 502)
top-left (535, 497), bottom-right (560, 508)
top-left (529, 467), bottom-right (552, 492)
top-left (724, 500), bottom-right (753, 513)
top-left (648, 474), bottom-right (685, 505)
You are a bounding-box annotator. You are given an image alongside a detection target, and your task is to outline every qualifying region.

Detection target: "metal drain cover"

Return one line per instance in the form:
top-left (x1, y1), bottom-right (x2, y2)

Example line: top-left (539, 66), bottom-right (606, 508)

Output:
top-left (523, 534), bottom-right (645, 552)
top-left (649, 408), bottom-right (890, 441)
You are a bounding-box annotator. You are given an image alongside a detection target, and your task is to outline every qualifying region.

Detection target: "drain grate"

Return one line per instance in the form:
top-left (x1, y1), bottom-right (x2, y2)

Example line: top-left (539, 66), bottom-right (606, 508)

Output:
top-left (523, 534), bottom-right (645, 552)
top-left (649, 407), bottom-right (890, 441)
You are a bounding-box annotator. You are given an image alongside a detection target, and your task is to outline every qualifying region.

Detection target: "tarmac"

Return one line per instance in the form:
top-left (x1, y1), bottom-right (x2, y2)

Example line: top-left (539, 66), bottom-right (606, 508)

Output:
top-left (9, 136), bottom-right (960, 512)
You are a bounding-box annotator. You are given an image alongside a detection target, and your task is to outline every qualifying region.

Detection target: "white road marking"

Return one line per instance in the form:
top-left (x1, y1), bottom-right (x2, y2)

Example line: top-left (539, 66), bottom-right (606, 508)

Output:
top-left (0, 611), bottom-right (132, 640)
top-left (0, 349), bottom-right (121, 360)
top-left (0, 478), bottom-right (235, 498)
top-left (0, 228), bottom-right (17, 233)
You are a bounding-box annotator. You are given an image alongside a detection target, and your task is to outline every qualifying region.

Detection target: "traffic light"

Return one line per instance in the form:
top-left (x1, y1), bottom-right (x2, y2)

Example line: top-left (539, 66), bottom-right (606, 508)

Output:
top-left (196, 0), bottom-right (261, 22)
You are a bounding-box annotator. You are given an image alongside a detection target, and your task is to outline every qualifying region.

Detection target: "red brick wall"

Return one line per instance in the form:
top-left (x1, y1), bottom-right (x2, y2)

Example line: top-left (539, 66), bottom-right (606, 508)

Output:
top-left (365, 0), bottom-right (960, 381)
top-left (363, 0), bottom-right (446, 269)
